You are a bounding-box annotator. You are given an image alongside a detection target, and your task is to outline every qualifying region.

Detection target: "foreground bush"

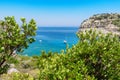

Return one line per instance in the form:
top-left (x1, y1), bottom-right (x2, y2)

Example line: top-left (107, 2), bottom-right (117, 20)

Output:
top-left (37, 51), bottom-right (95, 80)
top-left (71, 30), bottom-right (120, 79)
top-left (1, 72), bottom-right (34, 80)
top-left (37, 29), bottom-right (120, 80)
top-left (1, 29), bottom-right (120, 80)
top-left (0, 16), bottom-right (37, 74)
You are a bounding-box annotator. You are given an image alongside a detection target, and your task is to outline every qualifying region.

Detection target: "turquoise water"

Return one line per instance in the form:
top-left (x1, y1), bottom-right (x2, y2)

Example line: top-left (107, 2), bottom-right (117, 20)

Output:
top-left (22, 27), bottom-right (79, 56)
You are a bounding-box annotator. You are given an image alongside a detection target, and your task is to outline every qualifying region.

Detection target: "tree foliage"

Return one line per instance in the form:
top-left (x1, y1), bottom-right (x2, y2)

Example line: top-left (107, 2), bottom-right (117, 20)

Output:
top-left (0, 16), bottom-right (37, 73)
top-left (74, 30), bottom-right (120, 79)
top-left (1, 72), bottom-right (34, 80)
top-left (112, 19), bottom-right (120, 27)
top-left (37, 51), bottom-right (95, 80)
top-left (0, 19), bottom-right (120, 80)
top-left (36, 29), bottom-right (120, 80)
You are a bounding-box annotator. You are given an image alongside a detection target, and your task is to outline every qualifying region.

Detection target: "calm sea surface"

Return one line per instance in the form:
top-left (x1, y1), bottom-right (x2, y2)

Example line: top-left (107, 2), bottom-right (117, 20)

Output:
top-left (22, 27), bottom-right (79, 56)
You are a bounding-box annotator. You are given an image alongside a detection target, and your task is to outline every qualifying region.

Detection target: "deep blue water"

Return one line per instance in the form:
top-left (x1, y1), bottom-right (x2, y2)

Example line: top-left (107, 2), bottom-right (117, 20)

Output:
top-left (22, 27), bottom-right (79, 56)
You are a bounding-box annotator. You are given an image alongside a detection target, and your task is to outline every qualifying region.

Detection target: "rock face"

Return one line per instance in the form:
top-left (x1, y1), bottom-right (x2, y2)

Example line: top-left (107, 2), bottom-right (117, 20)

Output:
top-left (79, 13), bottom-right (120, 36)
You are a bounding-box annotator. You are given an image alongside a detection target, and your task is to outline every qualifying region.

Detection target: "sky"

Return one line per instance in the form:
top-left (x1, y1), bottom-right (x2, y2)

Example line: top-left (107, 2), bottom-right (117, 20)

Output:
top-left (0, 0), bottom-right (120, 27)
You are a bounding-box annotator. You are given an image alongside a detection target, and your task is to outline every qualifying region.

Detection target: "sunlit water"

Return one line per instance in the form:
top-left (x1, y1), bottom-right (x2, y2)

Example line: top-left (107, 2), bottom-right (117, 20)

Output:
top-left (22, 27), bottom-right (79, 56)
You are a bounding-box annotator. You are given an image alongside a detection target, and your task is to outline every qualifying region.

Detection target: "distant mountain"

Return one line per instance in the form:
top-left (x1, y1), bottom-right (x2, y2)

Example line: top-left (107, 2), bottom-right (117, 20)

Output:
top-left (79, 13), bottom-right (120, 36)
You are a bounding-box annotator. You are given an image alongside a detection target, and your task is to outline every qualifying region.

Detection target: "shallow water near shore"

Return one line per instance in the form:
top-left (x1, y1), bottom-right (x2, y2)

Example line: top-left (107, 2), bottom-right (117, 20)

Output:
top-left (22, 27), bottom-right (79, 56)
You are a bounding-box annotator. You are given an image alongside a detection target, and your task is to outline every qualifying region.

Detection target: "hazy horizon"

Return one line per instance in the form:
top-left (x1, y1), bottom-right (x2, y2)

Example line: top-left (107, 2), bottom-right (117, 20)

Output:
top-left (0, 0), bottom-right (120, 27)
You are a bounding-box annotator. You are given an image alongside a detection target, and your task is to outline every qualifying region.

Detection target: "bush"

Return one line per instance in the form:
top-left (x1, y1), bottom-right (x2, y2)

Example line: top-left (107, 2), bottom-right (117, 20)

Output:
top-left (37, 52), bottom-right (94, 80)
top-left (37, 29), bottom-right (120, 80)
top-left (1, 72), bottom-right (34, 80)
top-left (112, 19), bottom-right (120, 27)
top-left (0, 16), bottom-right (37, 74)
top-left (71, 29), bottom-right (120, 79)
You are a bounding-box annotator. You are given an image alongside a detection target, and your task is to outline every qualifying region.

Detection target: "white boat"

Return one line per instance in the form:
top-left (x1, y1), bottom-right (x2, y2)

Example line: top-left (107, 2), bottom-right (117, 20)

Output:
top-left (63, 40), bottom-right (67, 44)
top-left (39, 40), bottom-right (42, 42)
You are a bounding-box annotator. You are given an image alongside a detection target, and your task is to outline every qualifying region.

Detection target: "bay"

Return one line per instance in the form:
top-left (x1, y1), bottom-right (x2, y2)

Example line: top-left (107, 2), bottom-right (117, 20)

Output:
top-left (22, 27), bottom-right (79, 56)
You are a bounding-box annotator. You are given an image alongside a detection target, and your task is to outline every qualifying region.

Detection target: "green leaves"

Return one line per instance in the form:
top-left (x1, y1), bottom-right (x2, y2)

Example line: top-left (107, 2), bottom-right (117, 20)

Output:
top-left (36, 50), bottom-right (92, 79)
top-left (75, 29), bottom-right (120, 79)
top-left (21, 17), bottom-right (26, 23)
top-left (28, 38), bottom-right (35, 43)
top-left (36, 29), bottom-right (120, 80)
top-left (0, 16), bottom-right (37, 73)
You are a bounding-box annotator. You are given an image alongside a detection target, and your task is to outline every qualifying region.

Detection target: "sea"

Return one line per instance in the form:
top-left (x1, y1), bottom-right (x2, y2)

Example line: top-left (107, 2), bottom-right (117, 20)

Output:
top-left (22, 27), bottom-right (79, 56)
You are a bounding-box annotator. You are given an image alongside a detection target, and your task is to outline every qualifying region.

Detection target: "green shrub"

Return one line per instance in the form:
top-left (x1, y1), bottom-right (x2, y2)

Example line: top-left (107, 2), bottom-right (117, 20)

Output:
top-left (72, 29), bottom-right (120, 79)
top-left (0, 16), bottom-right (37, 74)
top-left (37, 29), bottom-right (120, 80)
top-left (37, 52), bottom-right (95, 80)
top-left (1, 72), bottom-right (34, 80)
top-left (112, 19), bottom-right (120, 27)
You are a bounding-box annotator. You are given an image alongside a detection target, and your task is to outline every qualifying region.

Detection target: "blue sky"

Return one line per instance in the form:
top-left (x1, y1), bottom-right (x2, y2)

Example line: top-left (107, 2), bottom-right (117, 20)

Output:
top-left (0, 0), bottom-right (120, 27)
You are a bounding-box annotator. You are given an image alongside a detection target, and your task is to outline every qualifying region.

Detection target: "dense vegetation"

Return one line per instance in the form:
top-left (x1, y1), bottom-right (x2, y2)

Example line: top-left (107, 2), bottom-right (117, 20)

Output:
top-left (112, 19), bottom-right (120, 27)
top-left (1, 29), bottom-right (120, 80)
top-left (0, 16), bottom-right (120, 80)
top-left (0, 16), bottom-right (37, 74)
top-left (36, 30), bottom-right (120, 80)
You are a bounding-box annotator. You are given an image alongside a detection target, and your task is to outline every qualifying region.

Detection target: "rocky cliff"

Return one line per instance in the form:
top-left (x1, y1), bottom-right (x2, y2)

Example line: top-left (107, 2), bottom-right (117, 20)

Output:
top-left (79, 13), bottom-right (120, 36)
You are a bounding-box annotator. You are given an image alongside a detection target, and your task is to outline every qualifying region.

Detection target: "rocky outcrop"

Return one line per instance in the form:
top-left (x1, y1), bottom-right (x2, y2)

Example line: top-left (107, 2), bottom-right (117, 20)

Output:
top-left (7, 68), bottom-right (19, 74)
top-left (7, 64), bottom-right (19, 74)
top-left (79, 13), bottom-right (120, 36)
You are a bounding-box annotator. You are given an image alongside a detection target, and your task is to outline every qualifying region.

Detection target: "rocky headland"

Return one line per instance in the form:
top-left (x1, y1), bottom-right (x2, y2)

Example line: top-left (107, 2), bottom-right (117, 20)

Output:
top-left (79, 13), bottom-right (120, 36)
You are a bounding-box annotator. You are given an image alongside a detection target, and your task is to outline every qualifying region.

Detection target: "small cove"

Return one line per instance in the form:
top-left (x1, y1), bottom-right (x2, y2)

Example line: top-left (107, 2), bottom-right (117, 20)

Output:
top-left (22, 27), bottom-right (79, 56)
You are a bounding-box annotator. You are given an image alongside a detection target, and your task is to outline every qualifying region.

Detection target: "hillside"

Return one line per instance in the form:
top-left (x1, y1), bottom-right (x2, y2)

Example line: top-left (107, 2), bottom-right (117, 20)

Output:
top-left (79, 13), bottom-right (120, 36)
